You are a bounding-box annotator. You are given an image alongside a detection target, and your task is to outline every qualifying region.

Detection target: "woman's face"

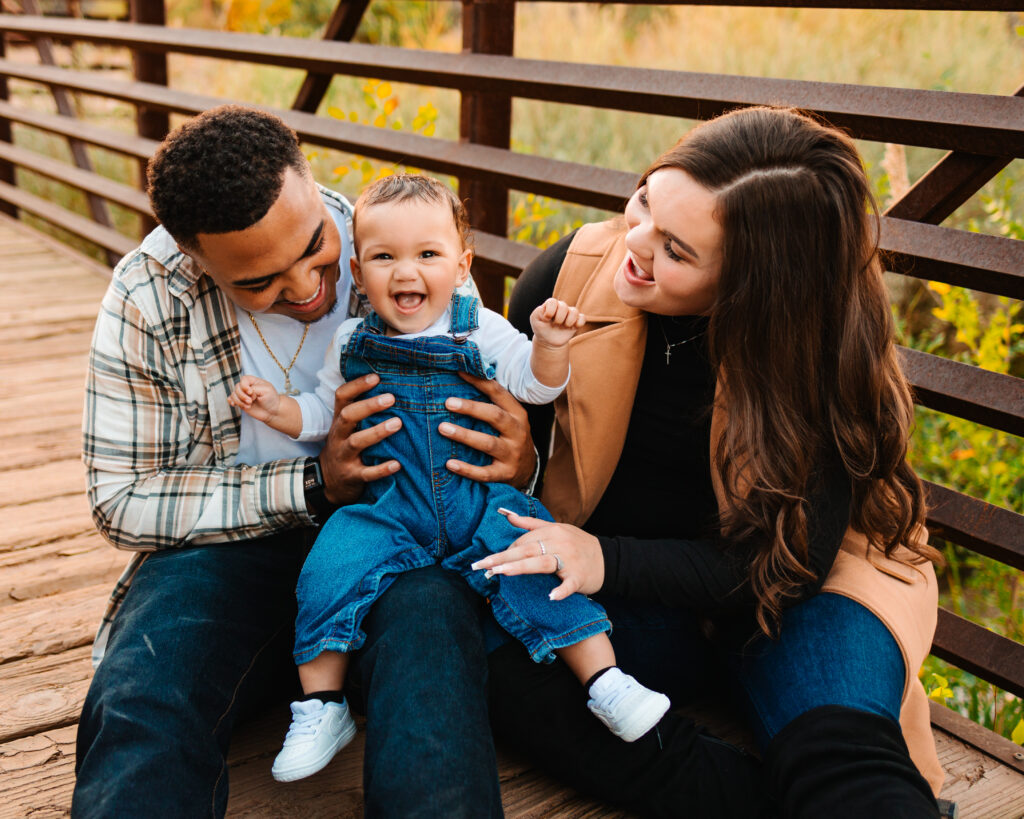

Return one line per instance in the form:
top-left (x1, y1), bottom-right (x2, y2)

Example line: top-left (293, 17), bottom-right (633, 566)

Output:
top-left (614, 167), bottom-right (723, 317)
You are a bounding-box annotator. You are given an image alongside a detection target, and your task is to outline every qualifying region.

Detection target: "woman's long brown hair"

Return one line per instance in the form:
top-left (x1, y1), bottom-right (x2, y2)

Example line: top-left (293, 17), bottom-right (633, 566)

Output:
top-left (641, 107), bottom-right (939, 636)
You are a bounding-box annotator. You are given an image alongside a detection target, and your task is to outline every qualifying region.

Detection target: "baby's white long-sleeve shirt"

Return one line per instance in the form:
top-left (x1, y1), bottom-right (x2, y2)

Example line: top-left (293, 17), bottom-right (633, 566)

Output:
top-left (293, 306), bottom-right (568, 442)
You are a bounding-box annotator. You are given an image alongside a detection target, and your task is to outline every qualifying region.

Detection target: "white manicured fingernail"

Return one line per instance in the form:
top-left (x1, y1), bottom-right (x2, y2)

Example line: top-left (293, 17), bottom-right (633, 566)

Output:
top-left (385, 418), bottom-right (401, 430)
top-left (496, 507), bottom-right (512, 517)
top-left (447, 397), bottom-right (462, 410)
top-left (439, 422), bottom-right (454, 435)
top-left (471, 560), bottom-right (483, 570)
top-left (548, 591), bottom-right (556, 600)
top-left (484, 570), bottom-right (494, 579)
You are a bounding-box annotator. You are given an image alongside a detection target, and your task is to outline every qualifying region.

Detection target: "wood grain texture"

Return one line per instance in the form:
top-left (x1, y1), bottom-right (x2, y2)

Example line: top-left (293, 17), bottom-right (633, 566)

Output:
top-left (0, 645), bottom-right (93, 743)
top-left (0, 725), bottom-right (77, 819)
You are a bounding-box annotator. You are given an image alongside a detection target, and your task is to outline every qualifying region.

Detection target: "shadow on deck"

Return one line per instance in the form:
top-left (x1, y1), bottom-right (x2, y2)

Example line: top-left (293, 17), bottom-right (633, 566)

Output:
top-left (0, 215), bottom-right (1022, 818)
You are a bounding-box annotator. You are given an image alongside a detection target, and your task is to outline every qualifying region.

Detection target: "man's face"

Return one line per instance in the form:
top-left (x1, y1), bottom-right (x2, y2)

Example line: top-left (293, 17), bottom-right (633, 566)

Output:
top-left (185, 167), bottom-right (343, 323)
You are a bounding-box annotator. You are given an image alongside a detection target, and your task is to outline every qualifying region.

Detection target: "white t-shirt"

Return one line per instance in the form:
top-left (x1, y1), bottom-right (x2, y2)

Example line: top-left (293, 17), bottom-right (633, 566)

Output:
top-left (293, 305), bottom-right (569, 442)
top-left (234, 202), bottom-right (353, 466)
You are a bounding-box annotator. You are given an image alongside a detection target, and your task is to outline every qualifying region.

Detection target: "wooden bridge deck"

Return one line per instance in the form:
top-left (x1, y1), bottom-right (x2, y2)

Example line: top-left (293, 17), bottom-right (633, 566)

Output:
top-left (1, 214), bottom-right (1022, 818)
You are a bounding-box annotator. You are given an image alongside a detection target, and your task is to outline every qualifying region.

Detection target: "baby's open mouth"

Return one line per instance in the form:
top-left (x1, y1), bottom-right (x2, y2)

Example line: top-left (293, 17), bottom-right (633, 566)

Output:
top-left (393, 292), bottom-right (425, 312)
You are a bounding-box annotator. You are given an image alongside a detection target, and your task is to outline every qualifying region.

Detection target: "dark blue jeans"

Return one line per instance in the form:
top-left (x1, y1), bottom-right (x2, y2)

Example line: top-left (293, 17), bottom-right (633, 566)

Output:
top-left (488, 591), bottom-right (907, 817)
top-left (601, 591), bottom-right (905, 749)
top-left (73, 533), bottom-right (502, 819)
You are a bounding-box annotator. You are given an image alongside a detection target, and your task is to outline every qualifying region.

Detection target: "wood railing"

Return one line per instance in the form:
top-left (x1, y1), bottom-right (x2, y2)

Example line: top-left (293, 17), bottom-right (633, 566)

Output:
top-left (0, 0), bottom-right (1022, 774)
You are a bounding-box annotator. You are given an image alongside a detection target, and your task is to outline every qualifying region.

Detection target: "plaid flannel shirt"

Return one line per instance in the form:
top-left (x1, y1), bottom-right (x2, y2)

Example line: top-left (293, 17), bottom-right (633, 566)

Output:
top-left (84, 186), bottom-right (354, 664)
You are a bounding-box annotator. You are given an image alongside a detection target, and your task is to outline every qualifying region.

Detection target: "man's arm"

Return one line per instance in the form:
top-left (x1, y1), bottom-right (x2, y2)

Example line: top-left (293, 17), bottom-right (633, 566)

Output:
top-left (84, 277), bottom-right (312, 552)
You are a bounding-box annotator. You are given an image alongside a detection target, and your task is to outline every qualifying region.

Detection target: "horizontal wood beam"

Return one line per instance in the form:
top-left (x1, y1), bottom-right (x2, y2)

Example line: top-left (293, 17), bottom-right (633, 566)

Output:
top-left (924, 481), bottom-right (1024, 572)
top-left (0, 140), bottom-right (151, 214)
top-left (0, 100), bottom-right (157, 160)
top-left (0, 60), bottom-right (639, 206)
top-left (899, 347), bottom-right (1024, 437)
top-left (1, 17), bottom-right (1022, 155)
top-left (0, 65), bottom-right (1019, 297)
top-left (0, 180), bottom-right (135, 257)
top-left (932, 608), bottom-right (1024, 701)
top-left (882, 218), bottom-right (1024, 299)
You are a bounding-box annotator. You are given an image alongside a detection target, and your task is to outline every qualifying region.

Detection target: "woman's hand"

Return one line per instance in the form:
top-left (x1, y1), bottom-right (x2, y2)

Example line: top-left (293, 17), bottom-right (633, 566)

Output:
top-left (319, 374), bottom-right (402, 505)
top-left (439, 373), bottom-right (536, 489)
top-left (471, 510), bottom-right (605, 600)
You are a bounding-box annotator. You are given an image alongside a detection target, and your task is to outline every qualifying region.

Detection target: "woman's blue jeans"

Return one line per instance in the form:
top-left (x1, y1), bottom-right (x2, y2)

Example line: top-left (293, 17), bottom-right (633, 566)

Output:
top-left (601, 591), bottom-right (905, 750)
top-left (72, 532), bottom-right (502, 819)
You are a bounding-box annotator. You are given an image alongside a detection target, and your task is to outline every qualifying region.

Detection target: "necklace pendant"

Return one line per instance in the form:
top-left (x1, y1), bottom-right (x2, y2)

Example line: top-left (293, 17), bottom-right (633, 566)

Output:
top-left (284, 376), bottom-right (300, 396)
top-left (665, 347), bottom-right (672, 366)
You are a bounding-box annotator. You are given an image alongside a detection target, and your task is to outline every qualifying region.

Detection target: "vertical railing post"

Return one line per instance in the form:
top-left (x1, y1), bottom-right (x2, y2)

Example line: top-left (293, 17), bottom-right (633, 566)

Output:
top-left (0, 32), bottom-right (16, 218)
top-left (459, 0), bottom-right (514, 311)
top-left (129, 0), bottom-right (168, 236)
top-left (292, 0), bottom-right (372, 113)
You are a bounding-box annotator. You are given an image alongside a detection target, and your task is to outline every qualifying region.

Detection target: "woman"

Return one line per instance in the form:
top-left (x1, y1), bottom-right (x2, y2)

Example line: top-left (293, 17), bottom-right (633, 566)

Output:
top-left (476, 107), bottom-right (943, 817)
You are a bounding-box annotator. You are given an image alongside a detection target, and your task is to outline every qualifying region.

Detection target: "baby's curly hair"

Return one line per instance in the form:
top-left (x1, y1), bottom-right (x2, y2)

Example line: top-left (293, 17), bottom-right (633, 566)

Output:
top-left (147, 105), bottom-right (308, 250)
top-left (352, 174), bottom-right (472, 254)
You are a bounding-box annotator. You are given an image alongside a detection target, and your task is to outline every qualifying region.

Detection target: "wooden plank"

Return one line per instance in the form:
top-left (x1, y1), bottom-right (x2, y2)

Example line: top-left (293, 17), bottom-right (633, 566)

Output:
top-left (0, 495), bottom-right (93, 554)
top-left (0, 212), bottom-right (113, 281)
top-left (0, 436), bottom-right (82, 472)
top-left (0, 350), bottom-right (89, 388)
top-left (933, 724), bottom-right (1024, 819)
top-left (0, 536), bottom-right (128, 607)
top-left (0, 388), bottom-right (83, 423)
top-left (0, 332), bottom-right (95, 363)
top-left (0, 644), bottom-right (93, 743)
top-left (0, 458), bottom-right (86, 506)
top-left (0, 725), bottom-right (77, 819)
top-left (0, 376), bottom-right (89, 409)
top-left (0, 408), bottom-right (84, 440)
top-left (0, 302), bottom-right (100, 331)
top-left (2, 19), bottom-right (1023, 154)
top-left (0, 526), bottom-right (100, 565)
top-left (0, 583), bottom-right (108, 665)
top-left (0, 180), bottom-right (135, 258)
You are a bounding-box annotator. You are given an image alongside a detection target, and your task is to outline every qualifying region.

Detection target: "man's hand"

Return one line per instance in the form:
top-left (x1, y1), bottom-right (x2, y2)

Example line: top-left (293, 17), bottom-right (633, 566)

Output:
top-left (439, 372), bottom-right (536, 489)
top-left (319, 374), bottom-right (403, 505)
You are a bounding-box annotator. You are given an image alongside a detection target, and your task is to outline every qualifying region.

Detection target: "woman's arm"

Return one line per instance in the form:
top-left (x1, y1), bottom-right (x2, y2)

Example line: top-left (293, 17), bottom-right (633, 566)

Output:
top-left (475, 450), bottom-right (851, 613)
top-left (600, 452), bottom-right (851, 610)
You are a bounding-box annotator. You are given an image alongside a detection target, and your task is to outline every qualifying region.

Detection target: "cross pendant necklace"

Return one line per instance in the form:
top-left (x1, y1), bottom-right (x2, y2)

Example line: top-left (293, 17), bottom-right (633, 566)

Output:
top-left (656, 316), bottom-right (704, 365)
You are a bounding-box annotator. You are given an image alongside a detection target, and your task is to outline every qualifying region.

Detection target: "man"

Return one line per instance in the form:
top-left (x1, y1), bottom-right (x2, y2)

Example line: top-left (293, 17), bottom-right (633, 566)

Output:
top-left (74, 105), bottom-right (533, 818)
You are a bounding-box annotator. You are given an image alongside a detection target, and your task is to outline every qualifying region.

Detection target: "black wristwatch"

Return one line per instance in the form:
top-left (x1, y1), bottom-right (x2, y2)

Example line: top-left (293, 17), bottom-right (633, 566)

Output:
top-left (303, 457), bottom-right (330, 523)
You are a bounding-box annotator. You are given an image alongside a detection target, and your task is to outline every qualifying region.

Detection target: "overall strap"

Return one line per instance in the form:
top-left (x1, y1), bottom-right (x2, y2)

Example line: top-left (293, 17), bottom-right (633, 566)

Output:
top-left (448, 292), bottom-right (480, 337)
top-left (357, 310), bottom-right (388, 336)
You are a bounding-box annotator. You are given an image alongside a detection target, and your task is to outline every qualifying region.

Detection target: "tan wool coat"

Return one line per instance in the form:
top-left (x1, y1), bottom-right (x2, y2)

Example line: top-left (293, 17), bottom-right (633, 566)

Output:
top-left (540, 221), bottom-right (944, 795)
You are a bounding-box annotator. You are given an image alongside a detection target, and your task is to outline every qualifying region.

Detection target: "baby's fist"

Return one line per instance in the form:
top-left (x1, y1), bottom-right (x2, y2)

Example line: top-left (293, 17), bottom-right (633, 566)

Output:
top-left (530, 298), bottom-right (585, 347)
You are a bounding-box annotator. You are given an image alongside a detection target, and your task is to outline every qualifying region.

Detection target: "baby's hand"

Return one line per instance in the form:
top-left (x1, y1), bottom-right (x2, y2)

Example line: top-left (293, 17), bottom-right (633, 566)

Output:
top-left (529, 298), bottom-right (585, 348)
top-left (228, 375), bottom-right (281, 423)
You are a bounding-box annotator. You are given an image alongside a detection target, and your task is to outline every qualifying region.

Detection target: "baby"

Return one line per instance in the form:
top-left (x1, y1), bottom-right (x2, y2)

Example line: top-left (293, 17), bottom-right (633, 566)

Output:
top-left (230, 174), bottom-right (669, 783)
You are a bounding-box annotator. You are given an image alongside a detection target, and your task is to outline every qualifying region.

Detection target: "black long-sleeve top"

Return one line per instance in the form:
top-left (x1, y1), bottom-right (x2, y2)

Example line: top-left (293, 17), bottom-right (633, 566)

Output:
top-left (507, 232), bottom-right (852, 627)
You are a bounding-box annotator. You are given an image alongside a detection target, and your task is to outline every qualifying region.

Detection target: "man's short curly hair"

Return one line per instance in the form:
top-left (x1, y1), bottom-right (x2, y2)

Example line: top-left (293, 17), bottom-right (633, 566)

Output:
top-left (147, 105), bottom-right (308, 250)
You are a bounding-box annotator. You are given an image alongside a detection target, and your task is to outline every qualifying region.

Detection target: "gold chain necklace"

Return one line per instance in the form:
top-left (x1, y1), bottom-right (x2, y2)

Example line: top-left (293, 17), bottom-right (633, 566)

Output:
top-left (245, 312), bottom-right (310, 396)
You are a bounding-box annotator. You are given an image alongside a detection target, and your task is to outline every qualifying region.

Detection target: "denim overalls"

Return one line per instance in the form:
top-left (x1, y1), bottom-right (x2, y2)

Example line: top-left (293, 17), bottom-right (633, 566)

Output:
top-left (293, 294), bottom-right (611, 666)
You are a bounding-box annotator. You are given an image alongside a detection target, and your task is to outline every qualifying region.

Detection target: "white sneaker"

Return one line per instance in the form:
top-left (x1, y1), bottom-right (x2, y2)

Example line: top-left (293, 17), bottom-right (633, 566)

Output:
top-left (587, 668), bottom-right (671, 743)
top-left (271, 698), bottom-right (357, 782)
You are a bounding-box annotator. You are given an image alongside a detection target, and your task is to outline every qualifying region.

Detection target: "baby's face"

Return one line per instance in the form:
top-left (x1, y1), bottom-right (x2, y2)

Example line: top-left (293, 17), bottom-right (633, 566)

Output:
top-left (351, 198), bottom-right (471, 336)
